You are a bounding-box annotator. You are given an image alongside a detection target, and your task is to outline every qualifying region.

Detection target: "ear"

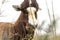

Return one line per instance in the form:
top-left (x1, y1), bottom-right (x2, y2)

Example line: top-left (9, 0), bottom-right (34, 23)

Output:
top-left (12, 5), bottom-right (21, 11)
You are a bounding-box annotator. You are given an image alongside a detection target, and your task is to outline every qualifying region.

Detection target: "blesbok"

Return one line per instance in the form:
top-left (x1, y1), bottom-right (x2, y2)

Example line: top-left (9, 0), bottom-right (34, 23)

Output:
top-left (12, 0), bottom-right (39, 40)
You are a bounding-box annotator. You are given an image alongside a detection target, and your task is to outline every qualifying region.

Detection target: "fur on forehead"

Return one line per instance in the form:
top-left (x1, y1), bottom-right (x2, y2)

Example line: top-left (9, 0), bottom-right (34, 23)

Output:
top-left (26, 7), bottom-right (36, 12)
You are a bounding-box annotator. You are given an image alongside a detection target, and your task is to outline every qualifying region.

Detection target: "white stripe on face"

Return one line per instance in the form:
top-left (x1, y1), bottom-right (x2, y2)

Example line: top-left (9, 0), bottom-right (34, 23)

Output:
top-left (29, 0), bottom-right (32, 4)
top-left (26, 7), bottom-right (37, 25)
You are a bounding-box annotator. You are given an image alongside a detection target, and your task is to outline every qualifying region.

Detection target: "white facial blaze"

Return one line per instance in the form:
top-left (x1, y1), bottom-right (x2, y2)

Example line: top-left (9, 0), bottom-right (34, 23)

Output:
top-left (27, 7), bottom-right (37, 25)
top-left (29, 0), bottom-right (32, 4)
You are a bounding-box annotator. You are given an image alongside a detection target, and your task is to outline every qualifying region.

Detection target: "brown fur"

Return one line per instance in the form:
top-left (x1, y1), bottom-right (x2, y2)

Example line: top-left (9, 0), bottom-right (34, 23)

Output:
top-left (13, 0), bottom-right (39, 40)
top-left (0, 22), bottom-right (14, 40)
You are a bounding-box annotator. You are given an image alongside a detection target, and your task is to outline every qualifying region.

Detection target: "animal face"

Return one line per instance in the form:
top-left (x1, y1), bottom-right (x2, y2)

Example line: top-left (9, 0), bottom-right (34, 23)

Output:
top-left (12, 0), bottom-right (38, 26)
